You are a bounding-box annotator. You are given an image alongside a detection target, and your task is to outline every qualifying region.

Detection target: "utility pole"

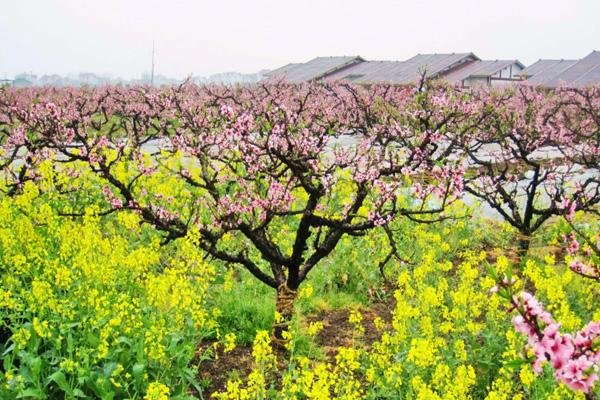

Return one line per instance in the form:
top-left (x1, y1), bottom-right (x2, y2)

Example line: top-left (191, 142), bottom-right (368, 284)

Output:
top-left (151, 41), bottom-right (155, 86)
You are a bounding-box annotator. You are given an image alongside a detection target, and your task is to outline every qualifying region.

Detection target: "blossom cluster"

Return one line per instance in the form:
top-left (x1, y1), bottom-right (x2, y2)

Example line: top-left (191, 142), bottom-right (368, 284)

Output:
top-left (511, 292), bottom-right (600, 393)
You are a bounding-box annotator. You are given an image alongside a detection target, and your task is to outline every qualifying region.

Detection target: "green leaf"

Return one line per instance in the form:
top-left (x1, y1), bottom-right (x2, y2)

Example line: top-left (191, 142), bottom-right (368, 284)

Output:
top-left (47, 370), bottom-right (72, 395)
top-left (28, 356), bottom-right (43, 379)
top-left (132, 363), bottom-right (145, 379)
top-left (102, 362), bottom-right (118, 377)
top-left (2, 342), bottom-right (15, 358)
top-left (3, 352), bottom-right (13, 370)
top-left (16, 388), bottom-right (45, 399)
top-left (503, 358), bottom-right (528, 370)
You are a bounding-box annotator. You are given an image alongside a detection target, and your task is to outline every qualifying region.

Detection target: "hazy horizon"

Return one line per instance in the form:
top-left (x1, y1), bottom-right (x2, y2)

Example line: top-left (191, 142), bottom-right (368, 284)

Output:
top-left (1, 0), bottom-right (599, 80)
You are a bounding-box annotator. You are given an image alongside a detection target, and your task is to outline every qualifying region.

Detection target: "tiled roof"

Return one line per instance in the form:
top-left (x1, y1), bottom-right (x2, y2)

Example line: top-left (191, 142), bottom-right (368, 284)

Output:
top-left (265, 56), bottom-right (365, 83)
top-left (543, 51), bottom-right (600, 88)
top-left (520, 59), bottom-right (577, 78)
top-left (265, 51), bottom-right (600, 88)
top-left (394, 53), bottom-right (480, 83)
top-left (264, 63), bottom-right (302, 77)
top-left (327, 53), bottom-right (480, 85)
top-left (325, 61), bottom-right (408, 83)
top-left (520, 59), bottom-right (578, 85)
top-left (443, 60), bottom-right (524, 83)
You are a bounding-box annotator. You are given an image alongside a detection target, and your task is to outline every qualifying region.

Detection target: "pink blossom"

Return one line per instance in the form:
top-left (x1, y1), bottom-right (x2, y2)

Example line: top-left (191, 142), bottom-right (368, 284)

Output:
top-left (511, 292), bottom-right (600, 394)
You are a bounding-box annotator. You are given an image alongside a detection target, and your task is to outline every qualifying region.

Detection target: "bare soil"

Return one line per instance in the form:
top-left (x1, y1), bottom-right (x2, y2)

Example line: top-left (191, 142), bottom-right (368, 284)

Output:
top-left (195, 296), bottom-right (395, 397)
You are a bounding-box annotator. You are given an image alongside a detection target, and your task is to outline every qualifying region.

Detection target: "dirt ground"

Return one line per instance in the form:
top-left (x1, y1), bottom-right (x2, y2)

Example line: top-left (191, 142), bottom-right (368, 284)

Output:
top-left (195, 296), bottom-right (395, 397)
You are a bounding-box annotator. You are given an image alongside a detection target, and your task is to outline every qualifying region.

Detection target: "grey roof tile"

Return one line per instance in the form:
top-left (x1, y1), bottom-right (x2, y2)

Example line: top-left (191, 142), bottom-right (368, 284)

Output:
top-left (327, 53), bottom-right (480, 84)
top-left (443, 60), bottom-right (524, 84)
top-left (520, 59), bottom-right (578, 85)
top-left (264, 63), bottom-right (302, 77)
top-left (544, 51), bottom-right (600, 87)
top-left (325, 61), bottom-right (408, 83)
top-left (265, 56), bottom-right (365, 83)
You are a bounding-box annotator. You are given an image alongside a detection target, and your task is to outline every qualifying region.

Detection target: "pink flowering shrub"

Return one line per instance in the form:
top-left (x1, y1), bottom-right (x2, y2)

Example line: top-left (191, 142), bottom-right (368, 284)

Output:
top-left (460, 86), bottom-right (600, 255)
top-left (510, 292), bottom-right (600, 394)
top-left (556, 209), bottom-right (600, 282)
top-left (0, 81), bottom-right (467, 341)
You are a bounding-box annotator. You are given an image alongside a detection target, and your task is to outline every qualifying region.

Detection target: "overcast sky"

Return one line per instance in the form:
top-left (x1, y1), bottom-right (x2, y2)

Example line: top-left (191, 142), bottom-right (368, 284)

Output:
top-left (1, 0), bottom-right (598, 79)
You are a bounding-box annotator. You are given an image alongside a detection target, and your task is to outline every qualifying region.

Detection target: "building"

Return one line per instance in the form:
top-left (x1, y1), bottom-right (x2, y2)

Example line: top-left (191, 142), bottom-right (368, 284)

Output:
top-left (264, 56), bottom-right (365, 83)
top-left (519, 59), bottom-right (578, 85)
top-left (325, 53), bottom-right (482, 85)
top-left (266, 53), bottom-right (524, 87)
top-left (323, 60), bottom-right (407, 83)
top-left (520, 51), bottom-right (600, 88)
top-left (442, 59), bottom-right (525, 87)
top-left (382, 53), bottom-right (480, 84)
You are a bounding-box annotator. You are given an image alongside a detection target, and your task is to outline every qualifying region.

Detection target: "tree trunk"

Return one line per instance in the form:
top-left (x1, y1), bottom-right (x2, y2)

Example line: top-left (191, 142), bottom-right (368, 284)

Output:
top-left (518, 235), bottom-right (531, 259)
top-left (271, 282), bottom-right (298, 349)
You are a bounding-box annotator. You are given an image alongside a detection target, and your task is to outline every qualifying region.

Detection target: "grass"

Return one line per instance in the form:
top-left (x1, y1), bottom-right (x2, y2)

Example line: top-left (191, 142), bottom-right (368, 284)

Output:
top-left (207, 211), bottom-right (500, 348)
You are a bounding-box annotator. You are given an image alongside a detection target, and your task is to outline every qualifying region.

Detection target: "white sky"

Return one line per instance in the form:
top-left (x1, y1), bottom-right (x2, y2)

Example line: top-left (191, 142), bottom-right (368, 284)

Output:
top-left (1, 0), bottom-right (598, 79)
